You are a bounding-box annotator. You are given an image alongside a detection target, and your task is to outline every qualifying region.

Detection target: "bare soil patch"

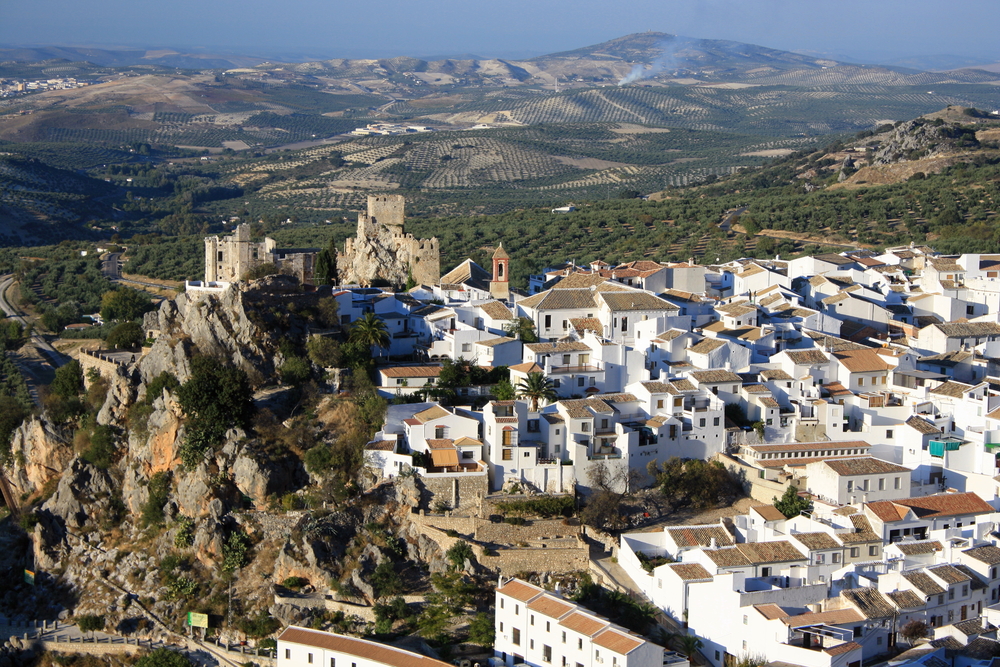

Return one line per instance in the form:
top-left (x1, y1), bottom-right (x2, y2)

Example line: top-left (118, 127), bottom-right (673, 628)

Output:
top-left (741, 148), bottom-right (796, 157)
top-left (609, 124), bottom-right (672, 134)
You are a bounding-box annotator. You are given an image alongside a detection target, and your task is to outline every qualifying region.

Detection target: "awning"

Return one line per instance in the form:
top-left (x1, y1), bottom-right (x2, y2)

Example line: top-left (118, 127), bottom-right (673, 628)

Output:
top-left (429, 448), bottom-right (459, 467)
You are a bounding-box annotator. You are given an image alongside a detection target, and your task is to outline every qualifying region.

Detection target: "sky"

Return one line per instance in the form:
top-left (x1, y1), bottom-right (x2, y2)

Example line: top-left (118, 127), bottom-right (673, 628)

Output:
top-left (2, 0), bottom-right (999, 65)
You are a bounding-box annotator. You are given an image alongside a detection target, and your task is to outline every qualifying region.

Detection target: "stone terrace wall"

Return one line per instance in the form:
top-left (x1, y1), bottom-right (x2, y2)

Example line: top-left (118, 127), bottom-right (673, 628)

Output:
top-left (475, 518), bottom-right (580, 544)
top-left (487, 546), bottom-right (589, 576)
top-left (419, 473), bottom-right (488, 514)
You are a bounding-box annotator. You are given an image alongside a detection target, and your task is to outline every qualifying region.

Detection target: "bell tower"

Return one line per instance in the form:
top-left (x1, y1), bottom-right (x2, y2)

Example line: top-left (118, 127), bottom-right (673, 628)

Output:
top-left (490, 243), bottom-right (510, 300)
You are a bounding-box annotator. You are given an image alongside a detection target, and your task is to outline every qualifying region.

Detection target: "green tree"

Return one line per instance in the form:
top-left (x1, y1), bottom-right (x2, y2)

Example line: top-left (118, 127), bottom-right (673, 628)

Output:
top-left (0, 395), bottom-right (28, 465)
top-left (280, 356), bottom-right (311, 385)
top-left (307, 336), bottom-right (341, 367)
top-left (135, 648), bottom-right (193, 667)
top-left (349, 312), bottom-right (390, 356)
top-left (445, 540), bottom-right (475, 571)
top-left (100, 287), bottom-right (154, 322)
top-left (176, 356), bottom-right (254, 465)
top-left (316, 297), bottom-right (340, 328)
top-left (222, 530), bottom-right (252, 572)
top-left (77, 614), bottom-right (105, 637)
top-left (773, 485), bottom-right (811, 518)
top-left (900, 618), bottom-right (929, 645)
top-left (467, 612), bottom-right (495, 648)
top-left (243, 262), bottom-right (279, 281)
top-left (677, 634), bottom-right (703, 661)
top-left (314, 246), bottom-right (338, 286)
top-left (503, 317), bottom-right (538, 343)
top-left (51, 359), bottom-right (83, 399)
top-left (105, 322), bottom-right (144, 350)
top-left (493, 378), bottom-right (516, 401)
top-left (371, 558), bottom-right (403, 598)
top-left (516, 372), bottom-right (557, 412)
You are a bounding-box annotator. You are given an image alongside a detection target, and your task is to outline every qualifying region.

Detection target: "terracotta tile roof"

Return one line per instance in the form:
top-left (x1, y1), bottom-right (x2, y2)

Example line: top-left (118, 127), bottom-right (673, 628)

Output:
top-left (688, 338), bottom-right (727, 354)
top-left (453, 436), bottom-right (482, 447)
top-left (866, 501), bottom-right (911, 523)
top-left (754, 603), bottom-right (790, 620)
top-left (825, 642), bottom-right (862, 657)
top-left (365, 440), bottom-right (397, 451)
top-left (665, 525), bottom-right (734, 549)
top-left (782, 608), bottom-right (865, 627)
top-left (842, 588), bottom-right (896, 619)
top-left (758, 396), bottom-right (781, 408)
top-left (893, 541), bottom-right (942, 556)
top-left (480, 300), bottom-right (514, 320)
top-left (639, 381), bottom-right (673, 394)
top-left (837, 529), bottom-right (882, 545)
top-left (667, 563), bottom-right (713, 581)
top-left (960, 637), bottom-right (1000, 660)
top-left (735, 541), bottom-right (807, 564)
top-left (569, 317), bottom-right (603, 334)
top-left (952, 618), bottom-right (986, 637)
top-left (593, 628), bottom-right (644, 655)
top-left (748, 440), bottom-right (871, 454)
top-left (928, 564), bottom-right (972, 585)
top-left (509, 362), bottom-right (545, 373)
top-left (426, 438), bottom-right (455, 449)
top-left (934, 322), bottom-right (1000, 337)
top-left (887, 589), bottom-right (925, 609)
top-left (526, 341), bottom-right (591, 353)
top-left (930, 380), bottom-right (973, 398)
top-left (822, 457), bottom-right (911, 476)
top-left (906, 415), bottom-right (943, 435)
top-left (600, 291), bottom-right (679, 313)
top-left (785, 349), bottom-right (829, 365)
top-left (381, 366), bottom-right (442, 378)
top-left (668, 379), bottom-right (697, 393)
top-left (833, 349), bottom-right (891, 373)
top-left (751, 505), bottom-right (788, 522)
top-left (497, 579), bottom-right (544, 602)
top-left (895, 492), bottom-right (994, 519)
top-left (963, 545), bottom-right (1000, 566)
top-left (690, 369), bottom-right (742, 383)
top-left (791, 532), bottom-right (841, 551)
top-left (760, 369), bottom-right (793, 381)
top-left (742, 384), bottom-right (771, 394)
top-left (413, 405), bottom-right (451, 423)
top-left (902, 571), bottom-right (945, 596)
top-left (717, 303), bottom-right (758, 317)
top-left (559, 398), bottom-right (615, 419)
top-left (440, 259), bottom-right (491, 290)
top-left (518, 289), bottom-right (600, 311)
top-left (702, 547), bottom-right (752, 568)
top-left (558, 611), bottom-right (607, 637)
top-left (929, 637), bottom-right (965, 651)
top-left (278, 627), bottom-right (452, 667)
top-left (822, 381), bottom-right (853, 397)
top-left (527, 594), bottom-right (575, 619)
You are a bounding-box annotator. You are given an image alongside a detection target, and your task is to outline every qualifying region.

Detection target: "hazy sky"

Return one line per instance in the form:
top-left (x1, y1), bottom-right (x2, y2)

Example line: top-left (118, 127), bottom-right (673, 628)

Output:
top-left (2, 0), bottom-right (999, 64)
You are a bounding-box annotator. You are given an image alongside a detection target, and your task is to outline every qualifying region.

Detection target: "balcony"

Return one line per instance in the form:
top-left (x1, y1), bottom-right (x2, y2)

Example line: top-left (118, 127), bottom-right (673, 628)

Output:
top-left (549, 363), bottom-right (605, 374)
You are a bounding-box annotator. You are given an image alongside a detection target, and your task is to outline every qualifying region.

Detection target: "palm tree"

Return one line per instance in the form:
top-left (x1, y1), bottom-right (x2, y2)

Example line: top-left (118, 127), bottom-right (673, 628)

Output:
top-left (350, 312), bottom-right (390, 356)
top-left (677, 634), bottom-right (703, 661)
top-left (516, 372), bottom-right (557, 412)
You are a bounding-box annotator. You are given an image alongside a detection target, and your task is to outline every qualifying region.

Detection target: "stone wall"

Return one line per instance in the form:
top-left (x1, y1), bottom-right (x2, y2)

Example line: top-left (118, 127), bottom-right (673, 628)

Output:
top-left (486, 545), bottom-right (589, 576)
top-left (475, 518), bottom-right (579, 544)
top-left (418, 473), bottom-right (488, 514)
top-left (78, 350), bottom-right (126, 387)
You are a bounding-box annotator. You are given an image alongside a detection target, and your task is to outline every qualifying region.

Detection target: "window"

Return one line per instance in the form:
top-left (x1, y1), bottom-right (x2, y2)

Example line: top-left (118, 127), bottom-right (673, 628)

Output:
top-left (832, 553), bottom-right (841, 563)
top-left (503, 449), bottom-right (512, 461)
top-left (847, 480), bottom-right (854, 492)
top-left (886, 430), bottom-right (894, 439)
top-left (577, 377), bottom-right (585, 387)
top-left (963, 585), bottom-right (968, 597)
top-left (850, 547), bottom-right (860, 558)
top-left (553, 379), bottom-right (560, 388)
top-left (816, 554), bottom-right (825, 564)
top-left (714, 417), bottom-right (720, 426)
top-left (543, 646), bottom-right (552, 663)
top-left (563, 354), bottom-right (571, 365)
top-left (331, 659), bottom-right (336, 667)
top-left (530, 640), bottom-right (534, 650)
top-left (938, 594), bottom-right (944, 605)
top-left (601, 419), bottom-right (609, 429)
top-left (761, 567), bottom-right (772, 577)
top-left (513, 629), bottom-right (521, 646)
top-left (524, 451), bottom-right (531, 458)
top-left (285, 650), bottom-right (291, 660)
top-left (308, 655), bottom-right (314, 664)
top-left (462, 343), bottom-right (471, 352)
top-left (462, 451), bottom-right (474, 459)
top-left (528, 419), bottom-right (540, 432)
top-left (948, 610), bottom-right (954, 622)
top-left (530, 615), bottom-right (535, 626)
top-left (590, 377), bottom-right (596, 386)
top-left (435, 425), bottom-right (446, 439)
top-left (743, 615), bottom-right (748, 625)
top-left (949, 588), bottom-right (955, 600)
top-left (878, 478), bottom-right (885, 491)
top-left (562, 321), bottom-right (569, 330)
top-left (562, 631), bottom-right (566, 644)
top-left (515, 604), bottom-right (519, 615)
top-left (858, 377), bottom-right (864, 386)
top-left (894, 477), bottom-right (901, 490)
top-left (545, 315), bottom-right (551, 329)
top-left (500, 599), bottom-right (504, 609)
top-left (869, 546), bottom-right (878, 557)
top-left (579, 354), bottom-right (590, 365)
top-left (500, 623), bottom-right (504, 631)
top-left (657, 399), bottom-right (664, 409)
top-left (581, 422), bottom-right (590, 432)
top-left (853, 627), bottom-right (862, 639)
top-left (699, 418), bottom-right (706, 428)
top-left (578, 639), bottom-right (583, 650)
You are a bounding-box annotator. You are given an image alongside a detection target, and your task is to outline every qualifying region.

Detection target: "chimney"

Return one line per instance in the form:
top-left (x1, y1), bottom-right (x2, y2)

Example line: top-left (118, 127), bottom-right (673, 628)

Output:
top-left (710, 537), bottom-right (718, 549)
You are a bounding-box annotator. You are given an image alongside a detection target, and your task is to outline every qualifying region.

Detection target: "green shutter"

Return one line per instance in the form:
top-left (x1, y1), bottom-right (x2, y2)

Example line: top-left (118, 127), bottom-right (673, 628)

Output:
top-left (929, 440), bottom-right (945, 458)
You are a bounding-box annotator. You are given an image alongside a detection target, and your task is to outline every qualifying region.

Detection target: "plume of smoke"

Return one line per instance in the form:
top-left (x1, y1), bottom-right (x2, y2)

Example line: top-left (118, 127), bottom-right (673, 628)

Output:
top-left (617, 38), bottom-right (691, 86)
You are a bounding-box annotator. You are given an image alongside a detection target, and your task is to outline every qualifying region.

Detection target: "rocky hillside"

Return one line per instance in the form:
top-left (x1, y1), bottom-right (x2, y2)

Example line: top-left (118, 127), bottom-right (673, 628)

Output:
top-left (0, 276), bottom-right (465, 644)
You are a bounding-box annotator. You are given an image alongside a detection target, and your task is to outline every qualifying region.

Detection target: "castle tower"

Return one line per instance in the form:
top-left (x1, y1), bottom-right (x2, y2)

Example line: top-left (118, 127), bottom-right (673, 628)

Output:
top-left (367, 194), bottom-right (405, 235)
top-left (490, 243), bottom-right (510, 300)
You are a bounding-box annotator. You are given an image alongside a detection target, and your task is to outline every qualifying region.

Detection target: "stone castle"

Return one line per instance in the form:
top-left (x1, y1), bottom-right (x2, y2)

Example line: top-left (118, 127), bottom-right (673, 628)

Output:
top-left (339, 195), bottom-right (440, 287)
top-left (204, 225), bottom-right (318, 284)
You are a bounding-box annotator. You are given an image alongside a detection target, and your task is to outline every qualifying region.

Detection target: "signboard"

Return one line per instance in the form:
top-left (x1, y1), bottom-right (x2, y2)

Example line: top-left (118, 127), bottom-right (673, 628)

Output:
top-left (187, 612), bottom-right (209, 628)
top-left (23, 569), bottom-right (34, 586)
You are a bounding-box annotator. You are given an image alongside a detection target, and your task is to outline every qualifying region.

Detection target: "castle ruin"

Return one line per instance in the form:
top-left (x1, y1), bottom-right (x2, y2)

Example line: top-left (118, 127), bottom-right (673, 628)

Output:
top-left (339, 195), bottom-right (440, 287)
top-left (204, 225), bottom-right (318, 284)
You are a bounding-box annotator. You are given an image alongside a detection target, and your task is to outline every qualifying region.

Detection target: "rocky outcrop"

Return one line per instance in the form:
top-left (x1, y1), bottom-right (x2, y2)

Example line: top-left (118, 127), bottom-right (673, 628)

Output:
top-left (42, 458), bottom-right (114, 530)
top-left (870, 118), bottom-right (979, 166)
top-left (8, 417), bottom-right (73, 496)
top-left (232, 448), bottom-right (308, 506)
